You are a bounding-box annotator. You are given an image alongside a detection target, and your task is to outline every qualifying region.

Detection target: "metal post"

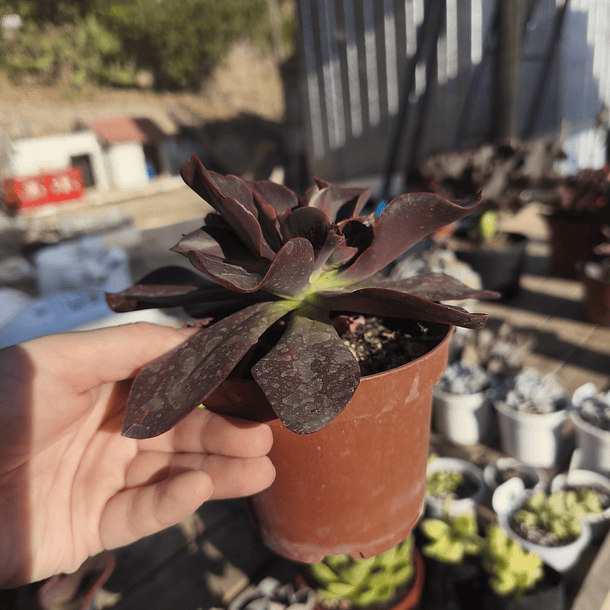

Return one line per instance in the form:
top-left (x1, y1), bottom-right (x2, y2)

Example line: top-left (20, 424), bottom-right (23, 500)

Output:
top-left (493, 0), bottom-right (527, 141)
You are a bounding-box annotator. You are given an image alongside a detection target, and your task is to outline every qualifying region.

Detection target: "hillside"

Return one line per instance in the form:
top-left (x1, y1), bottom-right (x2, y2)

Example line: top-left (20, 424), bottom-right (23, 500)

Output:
top-left (0, 42), bottom-right (286, 141)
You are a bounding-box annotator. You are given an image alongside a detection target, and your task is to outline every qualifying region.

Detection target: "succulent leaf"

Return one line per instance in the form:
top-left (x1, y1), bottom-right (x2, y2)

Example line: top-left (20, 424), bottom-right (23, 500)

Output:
top-left (251, 306), bottom-right (361, 434)
top-left (121, 300), bottom-right (298, 438)
top-left (181, 154), bottom-right (275, 261)
top-left (338, 193), bottom-right (482, 282)
top-left (188, 237), bottom-right (315, 296)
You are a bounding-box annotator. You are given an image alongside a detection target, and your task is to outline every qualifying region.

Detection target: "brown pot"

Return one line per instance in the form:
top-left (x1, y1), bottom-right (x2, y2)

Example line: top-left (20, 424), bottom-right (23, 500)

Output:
top-left (205, 324), bottom-right (453, 563)
top-left (580, 260), bottom-right (610, 326)
top-left (547, 214), bottom-right (605, 278)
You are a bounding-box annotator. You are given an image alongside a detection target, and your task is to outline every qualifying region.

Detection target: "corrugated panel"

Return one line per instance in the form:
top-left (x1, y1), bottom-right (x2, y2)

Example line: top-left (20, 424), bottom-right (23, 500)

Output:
top-left (296, 0), bottom-right (610, 186)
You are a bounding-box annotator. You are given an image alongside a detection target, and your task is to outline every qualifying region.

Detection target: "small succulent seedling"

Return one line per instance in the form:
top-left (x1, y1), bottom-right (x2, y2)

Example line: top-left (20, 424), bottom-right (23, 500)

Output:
top-left (426, 470), bottom-right (464, 497)
top-left (309, 537), bottom-right (415, 608)
top-left (107, 156), bottom-right (497, 438)
top-left (513, 490), bottom-right (602, 543)
top-left (420, 513), bottom-right (544, 598)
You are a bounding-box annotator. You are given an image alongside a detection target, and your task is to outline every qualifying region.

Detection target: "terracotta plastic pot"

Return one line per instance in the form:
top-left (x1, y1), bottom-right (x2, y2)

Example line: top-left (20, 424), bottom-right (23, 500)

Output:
top-left (205, 324), bottom-right (453, 563)
top-left (580, 260), bottom-right (610, 326)
top-left (547, 214), bottom-right (605, 278)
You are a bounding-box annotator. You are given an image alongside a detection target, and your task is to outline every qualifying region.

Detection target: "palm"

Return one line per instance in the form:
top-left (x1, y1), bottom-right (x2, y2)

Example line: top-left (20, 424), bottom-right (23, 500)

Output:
top-left (0, 323), bottom-right (275, 587)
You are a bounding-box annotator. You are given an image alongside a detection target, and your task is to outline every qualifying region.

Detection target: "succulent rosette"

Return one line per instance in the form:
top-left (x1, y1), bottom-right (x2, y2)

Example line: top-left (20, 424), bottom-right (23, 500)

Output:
top-left (107, 155), bottom-right (497, 438)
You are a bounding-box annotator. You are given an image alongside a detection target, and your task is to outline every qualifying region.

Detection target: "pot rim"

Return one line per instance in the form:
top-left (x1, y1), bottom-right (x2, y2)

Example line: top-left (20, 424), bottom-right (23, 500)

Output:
top-left (550, 469), bottom-right (610, 523)
top-left (432, 384), bottom-right (489, 400)
top-left (483, 457), bottom-right (547, 491)
top-left (502, 499), bottom-right (592, 554)
top-left (569, 409), bottom-right (610, 440)
top-left (494, 401), bottom-right (569, 422)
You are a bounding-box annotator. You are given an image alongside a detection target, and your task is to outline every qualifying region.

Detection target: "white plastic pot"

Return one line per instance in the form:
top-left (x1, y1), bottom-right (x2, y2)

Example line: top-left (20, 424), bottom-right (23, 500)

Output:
top-left (483, 457), bottom-right (548, 493)
top-left (493, 402), bottom-right (571, 468)
top-left (432, 386), bottom-right (496, 445)
top-left (496, 488), bottom-right (593, 574)
top-left (425, 457), bottom-right (485, 517)
top-left (569, 410), bottom-right (610, 478)
top-left (551, 469), bottom-right (610, 541)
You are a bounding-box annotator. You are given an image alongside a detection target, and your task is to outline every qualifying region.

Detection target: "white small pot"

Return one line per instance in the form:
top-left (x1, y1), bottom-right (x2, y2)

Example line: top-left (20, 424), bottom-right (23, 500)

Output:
top-left (569, 410), bottom-right (610, 478)
top-left (425, 457), bottom-right (485, 517)
top-left (483, 457), bottom-right (548, 493)
top-left (550, 469), bottom-right (610, 541)
top-left (493, 402), bottom-right (571, 468)
top-left (496, 489), bottom-right (593, 574)
top-left (432, 386), bottom-right (496, 445)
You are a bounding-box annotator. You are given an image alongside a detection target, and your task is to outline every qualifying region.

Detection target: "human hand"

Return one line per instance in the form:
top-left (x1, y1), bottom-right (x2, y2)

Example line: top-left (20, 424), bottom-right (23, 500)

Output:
top-left (0, 322), bottom-right (275, 587)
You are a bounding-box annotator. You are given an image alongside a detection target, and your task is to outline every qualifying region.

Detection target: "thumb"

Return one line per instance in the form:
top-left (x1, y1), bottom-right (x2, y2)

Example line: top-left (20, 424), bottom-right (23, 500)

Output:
top-left (27, 322), bottom-right (200, 393)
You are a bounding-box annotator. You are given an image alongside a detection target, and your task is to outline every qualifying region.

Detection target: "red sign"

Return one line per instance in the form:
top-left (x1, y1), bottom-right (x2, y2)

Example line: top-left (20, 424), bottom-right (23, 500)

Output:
top-left (2, 167), bottom-right (85, 210)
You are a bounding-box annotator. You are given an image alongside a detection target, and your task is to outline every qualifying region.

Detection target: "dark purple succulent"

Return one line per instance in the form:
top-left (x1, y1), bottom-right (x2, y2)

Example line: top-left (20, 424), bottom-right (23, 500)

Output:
top-left (106, 155), bottom-right (497, 438)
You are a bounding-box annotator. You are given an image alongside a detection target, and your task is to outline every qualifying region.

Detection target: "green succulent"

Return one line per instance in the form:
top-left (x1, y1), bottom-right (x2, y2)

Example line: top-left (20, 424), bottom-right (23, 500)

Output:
top-left (421, 513), bottom-right (544, 598)
top-left (513, 490), bottom-right (602, 543)
top-left (426, 470), bottom-right (464, 497)
top-left (484, 524), bottom-right (544, 597)
top-left (310, 537), bottom-right (415, 608)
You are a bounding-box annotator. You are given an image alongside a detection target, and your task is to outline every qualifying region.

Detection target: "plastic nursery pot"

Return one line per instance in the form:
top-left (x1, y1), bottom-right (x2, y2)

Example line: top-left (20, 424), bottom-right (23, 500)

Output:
top-left (205, 325), bottom-right (454, 563)
top-left (551, 469), bottom-right (610, 541)
top-left (546, 213), bottom-right (605, 278)
top-left (452, 232), bottom-right (528, 298)
top-left (496, 489), bottom-right (593, 574)
top-left (483, 457), bottom-right (548, 494)
top-left (569, 409), bottom-right (610, 478)
top-left (493, 402), bottom-right (571, 468)
top-left (432, 385), bottom-right (496, 445)
top-left (425, 456), bottom-right (486, 517)
top-left (579, 259), bottom-right (610, 326)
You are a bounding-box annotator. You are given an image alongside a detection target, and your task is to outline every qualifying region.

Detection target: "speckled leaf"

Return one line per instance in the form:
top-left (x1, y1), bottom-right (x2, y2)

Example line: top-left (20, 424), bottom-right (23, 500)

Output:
top-left (339, 193), bottom-right (481, 281)
top-left (188, 237), bottom-right (315, 296)
top-left (352, 273), bottom-right (501, 302)
top-left (251, 307), bottom-right (361, 434)
top-left (181, 155), bottom-right (275, 261)
top-left (122, 300), bottom-right (298, 439)
top-left (105, 266), bottom-right (225, 312)
top-left (319, 283), bottom-right (490, 329)
top-left (169, 226), bottom-right (265, 271)
top-left (314, 179), bottom-right (372, 221)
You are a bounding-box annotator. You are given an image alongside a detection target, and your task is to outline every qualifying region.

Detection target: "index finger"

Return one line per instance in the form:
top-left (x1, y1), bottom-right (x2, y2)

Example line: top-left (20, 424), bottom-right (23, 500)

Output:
top-left (139, 407), bottom-right (274, 458)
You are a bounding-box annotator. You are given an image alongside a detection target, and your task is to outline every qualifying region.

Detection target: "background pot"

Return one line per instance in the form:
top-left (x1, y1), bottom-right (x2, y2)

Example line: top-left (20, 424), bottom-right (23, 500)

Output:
top-left (432, 385), bottom-right (496, 445)
top-left (579, 259), bottom-right (610, 326)
top-left (493, 402), bottom-right (571, 468)
top-left (483, 457), bottom-right (548, 494)
top-left (452, 232), bottom-right (528, 297)
top-left (547, 213), bottom-right (605, 278)
top-left (496, 489), bottom-right (593, 574)
top-left (425, 457), bottom-right (486, 517)
top-left (550, 469), bottom-right (610, 541)
top-left (569, 409), bottom-right (610, 478)
top-left (206, 325), bottom-right (453, 563)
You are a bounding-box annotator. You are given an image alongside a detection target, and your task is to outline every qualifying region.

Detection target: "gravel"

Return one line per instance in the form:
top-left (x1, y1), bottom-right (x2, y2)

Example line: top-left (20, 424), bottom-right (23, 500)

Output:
top-left (496, 368), bottom-right (569, 414)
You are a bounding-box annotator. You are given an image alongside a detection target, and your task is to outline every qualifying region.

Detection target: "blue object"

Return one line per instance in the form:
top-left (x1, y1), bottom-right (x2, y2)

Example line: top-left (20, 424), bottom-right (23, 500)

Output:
top-left (375, 201), bottom-right (387, 217)
top-left (0, 290), bottom-right (114, 347)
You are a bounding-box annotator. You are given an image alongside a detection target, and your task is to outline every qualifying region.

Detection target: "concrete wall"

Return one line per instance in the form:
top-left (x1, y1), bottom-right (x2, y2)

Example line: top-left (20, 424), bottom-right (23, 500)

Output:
top-left (104, 141), bottom-right (149, 189)
top-left (8, 131), bottom-right (109, 189)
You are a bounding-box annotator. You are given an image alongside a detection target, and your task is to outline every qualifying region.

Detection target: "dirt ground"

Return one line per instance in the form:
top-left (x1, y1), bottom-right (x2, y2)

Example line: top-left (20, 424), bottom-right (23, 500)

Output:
top-left (0, 42), bottom-right (286, 140)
